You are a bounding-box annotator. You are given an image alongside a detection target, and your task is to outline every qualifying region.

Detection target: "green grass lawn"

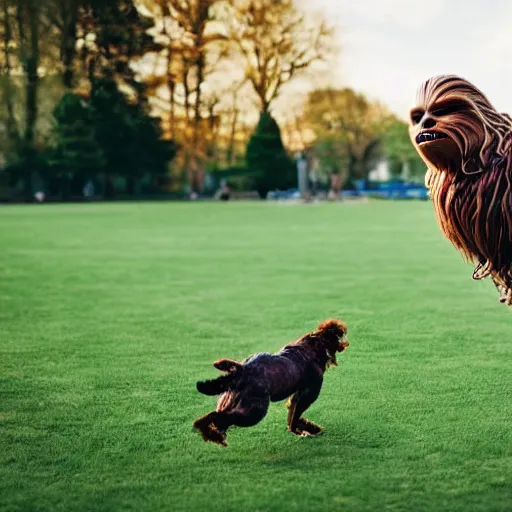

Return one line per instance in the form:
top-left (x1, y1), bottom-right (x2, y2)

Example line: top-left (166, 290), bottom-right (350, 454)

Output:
top-left (2, 200), bottom-right (512, 512)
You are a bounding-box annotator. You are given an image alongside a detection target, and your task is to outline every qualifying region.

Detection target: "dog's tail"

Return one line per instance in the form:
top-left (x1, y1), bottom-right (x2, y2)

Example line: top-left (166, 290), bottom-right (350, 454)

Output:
top-left (197, 372), bottom-right (239, 395)
top-left (213, 358), bottom-right (243, 373)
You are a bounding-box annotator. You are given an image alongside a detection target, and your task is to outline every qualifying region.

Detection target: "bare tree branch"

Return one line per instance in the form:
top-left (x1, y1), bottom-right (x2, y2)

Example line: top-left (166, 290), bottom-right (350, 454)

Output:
top-left (231, 0), bottom-right (334, 112)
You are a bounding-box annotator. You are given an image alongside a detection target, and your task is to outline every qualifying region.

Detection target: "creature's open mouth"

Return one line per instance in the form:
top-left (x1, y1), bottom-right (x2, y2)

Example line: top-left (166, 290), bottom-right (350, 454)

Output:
top-left (338, 341), bottom-right (349, 352)
top-left (416, 131), bottom-right (449, 145)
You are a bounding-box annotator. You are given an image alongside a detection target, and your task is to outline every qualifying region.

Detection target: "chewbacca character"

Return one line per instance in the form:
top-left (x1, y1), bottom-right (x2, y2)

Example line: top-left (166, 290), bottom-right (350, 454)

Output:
top-left (409, 75), bottom-right (512, 304)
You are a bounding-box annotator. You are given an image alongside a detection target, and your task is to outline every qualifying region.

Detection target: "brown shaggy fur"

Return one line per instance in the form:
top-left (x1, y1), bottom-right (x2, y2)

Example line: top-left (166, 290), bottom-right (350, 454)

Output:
top-left (193, 319), bottom-right (349, 447)
top-left (409, 75), bottom-right (512, 304)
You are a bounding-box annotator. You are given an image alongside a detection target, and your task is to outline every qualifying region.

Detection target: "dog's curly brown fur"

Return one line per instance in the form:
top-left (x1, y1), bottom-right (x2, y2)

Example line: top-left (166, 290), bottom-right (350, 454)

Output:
top-left (193, 319), bottom-right (349, 447)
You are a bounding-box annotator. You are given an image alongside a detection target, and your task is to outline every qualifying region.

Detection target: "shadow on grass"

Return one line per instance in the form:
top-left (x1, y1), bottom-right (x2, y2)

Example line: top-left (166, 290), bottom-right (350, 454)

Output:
top-left (187, 417), bottom-right (399, 470)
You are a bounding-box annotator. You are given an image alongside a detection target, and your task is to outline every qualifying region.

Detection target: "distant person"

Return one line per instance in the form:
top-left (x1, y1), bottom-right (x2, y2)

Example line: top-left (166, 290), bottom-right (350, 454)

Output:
top-left (308, 154), bottom-right (319, 199)
top-left (34, 191), bottom-right (45, 203)
top-left (215, 179), bottom-right (230, 201)
top-left (328, 172), bottom-right (342, 201)
top-left (309, 170), bottom-right (318, 199)
top-left (83, 180), bottom-right (94, 200)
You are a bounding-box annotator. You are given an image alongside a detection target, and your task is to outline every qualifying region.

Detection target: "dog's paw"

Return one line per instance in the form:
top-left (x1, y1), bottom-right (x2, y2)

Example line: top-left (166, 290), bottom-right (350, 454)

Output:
top-left (290, 427), bottom-right (322, 438)
top-left (209, 426), bottom-right (228, 447)
top-left (207, 433), bottom-right (228, 447)
top-left (296, 418), bottom-right (324, 436)
top-left (194, 421), bottom-right (228, 446)
top-left (291, 429), bottom-right (318, 438)
top-left (300, 429), bottom-right (323, 438)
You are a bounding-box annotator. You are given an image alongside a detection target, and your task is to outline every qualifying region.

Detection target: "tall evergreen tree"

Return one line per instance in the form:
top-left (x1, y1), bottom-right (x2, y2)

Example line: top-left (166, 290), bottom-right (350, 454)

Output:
top-left (246, 112), bottom-right (296, 198)
top-left (48, 92), bottom-right (105, 198)
top-left (90, 77), bottom-right (172, 196)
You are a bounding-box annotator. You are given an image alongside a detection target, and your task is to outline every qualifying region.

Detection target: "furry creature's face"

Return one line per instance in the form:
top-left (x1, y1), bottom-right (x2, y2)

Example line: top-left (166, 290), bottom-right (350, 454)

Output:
top-left (316, 319), bottom-right (349, 368)
top-left (408, 75), bottom-right (510, 175)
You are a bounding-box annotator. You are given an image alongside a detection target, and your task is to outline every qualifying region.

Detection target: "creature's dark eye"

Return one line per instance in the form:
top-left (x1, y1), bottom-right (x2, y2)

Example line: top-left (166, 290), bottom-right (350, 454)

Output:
top-left (410, 109), bottom-right (424, 125)
top-left (431, 100), bottom-right (466, 117)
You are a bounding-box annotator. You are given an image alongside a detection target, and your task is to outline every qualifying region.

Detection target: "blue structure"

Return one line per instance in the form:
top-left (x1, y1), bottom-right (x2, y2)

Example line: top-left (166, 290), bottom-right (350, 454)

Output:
top-left (266, 181), bottom-right (429, 201)
top-left (363, 181), bottom-right (429, 200)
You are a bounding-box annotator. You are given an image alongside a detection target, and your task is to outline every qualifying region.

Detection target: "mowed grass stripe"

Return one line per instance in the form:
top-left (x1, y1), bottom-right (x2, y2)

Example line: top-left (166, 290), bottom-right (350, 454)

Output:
top-left (1, 201), bottom-right (512, 512)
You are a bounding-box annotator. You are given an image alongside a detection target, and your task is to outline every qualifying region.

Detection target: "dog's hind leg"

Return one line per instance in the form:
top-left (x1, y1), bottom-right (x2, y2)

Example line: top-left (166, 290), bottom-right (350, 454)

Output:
top-left (194, 387), bottom-right (270, 446)
top-left (287, 377), bottom-right (324, 437)
top-left (193, 411), bottom-right (228, 446)
top-left (215, 390), bottom-right (270, 434)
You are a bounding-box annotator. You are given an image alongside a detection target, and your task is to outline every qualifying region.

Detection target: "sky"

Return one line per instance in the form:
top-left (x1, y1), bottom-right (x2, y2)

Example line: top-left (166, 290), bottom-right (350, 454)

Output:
top-left (298, 0), bottom-right (512, 120)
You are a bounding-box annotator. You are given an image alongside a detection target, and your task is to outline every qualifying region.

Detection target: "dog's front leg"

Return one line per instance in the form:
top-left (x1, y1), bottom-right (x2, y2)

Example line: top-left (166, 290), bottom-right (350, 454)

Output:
top-left (287, 377), bottom-right (323, 437)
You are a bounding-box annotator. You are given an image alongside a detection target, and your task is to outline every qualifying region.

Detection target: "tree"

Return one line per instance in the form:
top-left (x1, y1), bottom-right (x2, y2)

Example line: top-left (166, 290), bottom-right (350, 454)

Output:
top-left (0, 0), bottom-right (21, 156)
top-left (138, 0), bottom-right (230, 192)
top-left (0, 0), bottom-right (43, 157)
top-left (44, 0), bottom-right (80, 89)
top-left (74, 0), bottom-right (162, 102)
top-left (0, 0), bottom-right (58, 195)
top-left (45, 78), bottom-right (173, 199)
top-left (383, 118), bottom-right (426, 181)
top-left (246, 111), bottom-right (295, 197)
top-left (48, 92), bottom-right (105, 198)
top-left (305, 87), bottom-right (394, 187)
top-left (90, 77), bottom-right (172, 196)
top-left (232, 0), bottom-right (333, 113)
top-left (312, 134), bottom-right (349, 182)
top-left (223, 80), bottom-right (246, 165)
top-left (42, 0), bottom-right (162, 94)
top-left (58, 0), bottom-right (79, 89)
top-left (0, 0), bottom-right (175, 200)
top-left (16, 0), bottom-right (42, 155)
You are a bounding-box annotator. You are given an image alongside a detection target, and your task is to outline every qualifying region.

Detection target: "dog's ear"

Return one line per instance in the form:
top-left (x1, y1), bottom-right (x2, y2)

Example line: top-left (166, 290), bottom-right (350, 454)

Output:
top-left (317, 319), bottom-right (347, 338)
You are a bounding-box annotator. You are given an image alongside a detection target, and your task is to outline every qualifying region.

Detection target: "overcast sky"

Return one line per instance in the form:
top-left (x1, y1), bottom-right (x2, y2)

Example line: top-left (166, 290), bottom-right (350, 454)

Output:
top-left (299, 0), bottom-right (512, 120)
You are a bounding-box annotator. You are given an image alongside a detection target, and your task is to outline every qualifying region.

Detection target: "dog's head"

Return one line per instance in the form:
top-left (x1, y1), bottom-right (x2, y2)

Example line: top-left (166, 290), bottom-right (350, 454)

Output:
top-left (315, 319), bottom-right (349, 369)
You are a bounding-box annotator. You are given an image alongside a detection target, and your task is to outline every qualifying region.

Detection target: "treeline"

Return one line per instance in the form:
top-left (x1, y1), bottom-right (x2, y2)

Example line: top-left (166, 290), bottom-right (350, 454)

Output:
top-left (304, 88), bottom-right (426, 190)
top-left (0, 0), bottom-right (423, 202)
top-left (0, 0), bottom-right (180, 200)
